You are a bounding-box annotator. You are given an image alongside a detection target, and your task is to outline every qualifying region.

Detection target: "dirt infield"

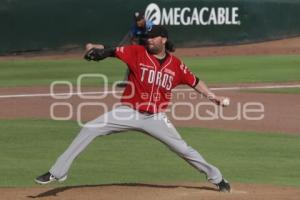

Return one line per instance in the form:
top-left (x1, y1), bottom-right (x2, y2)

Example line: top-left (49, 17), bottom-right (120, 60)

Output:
top-left (1, 83), bottom-right (299, 135)
top-left (1, 37), bottom-right (300, 199)
top-left (1, 183), bottom-right (300, 200)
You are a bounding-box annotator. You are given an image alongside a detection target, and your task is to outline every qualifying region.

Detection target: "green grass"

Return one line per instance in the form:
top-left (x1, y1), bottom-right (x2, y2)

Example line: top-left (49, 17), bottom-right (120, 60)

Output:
top-left (187, 55), bottom-right (300, 84)
top-left (0, 55), bottom-right (299, 87)
top-left (242, 87), bottom-right (300, 94)
top-left (0, 119), bottom-right (299, 187)
top-left (0, 59), bottom-right (126, 87)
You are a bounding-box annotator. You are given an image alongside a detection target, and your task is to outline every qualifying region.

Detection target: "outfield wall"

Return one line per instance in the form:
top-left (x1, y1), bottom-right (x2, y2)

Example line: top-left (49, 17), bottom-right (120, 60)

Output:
top-left (1, 0), bottom-right (300, 54)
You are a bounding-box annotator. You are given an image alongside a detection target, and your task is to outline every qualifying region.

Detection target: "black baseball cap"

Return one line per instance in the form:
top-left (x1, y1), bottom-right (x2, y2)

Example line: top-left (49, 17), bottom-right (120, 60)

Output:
top-left (147, 25), bottom-right (169, 38)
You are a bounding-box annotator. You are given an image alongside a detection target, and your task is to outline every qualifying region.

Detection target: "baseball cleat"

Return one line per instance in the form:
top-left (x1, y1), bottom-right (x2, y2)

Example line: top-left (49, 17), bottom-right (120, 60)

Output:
top-left (35, 172), bottom-right (67, 185)
top-left (215, 179), bottom-right (231, 193)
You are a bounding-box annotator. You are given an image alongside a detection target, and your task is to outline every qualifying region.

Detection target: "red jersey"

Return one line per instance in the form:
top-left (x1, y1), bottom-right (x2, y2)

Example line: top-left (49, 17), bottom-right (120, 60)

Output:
top-left (115, 45), bottom-right (198, 113)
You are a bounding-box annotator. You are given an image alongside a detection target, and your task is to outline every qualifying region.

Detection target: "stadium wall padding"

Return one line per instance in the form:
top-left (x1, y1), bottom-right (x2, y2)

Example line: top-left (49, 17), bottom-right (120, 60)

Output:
top-left (1, 0), bottom-right (300, 54)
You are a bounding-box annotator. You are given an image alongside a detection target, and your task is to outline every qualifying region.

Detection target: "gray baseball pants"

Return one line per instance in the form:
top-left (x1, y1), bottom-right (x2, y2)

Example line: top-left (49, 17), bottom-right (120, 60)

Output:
top-left (49, 105), bottom-right (222, 184)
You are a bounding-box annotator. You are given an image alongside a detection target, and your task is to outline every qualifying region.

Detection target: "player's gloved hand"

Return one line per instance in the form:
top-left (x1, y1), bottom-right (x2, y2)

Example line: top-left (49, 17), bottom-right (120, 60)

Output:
top-left (84, 48), bottom-right (106, 61)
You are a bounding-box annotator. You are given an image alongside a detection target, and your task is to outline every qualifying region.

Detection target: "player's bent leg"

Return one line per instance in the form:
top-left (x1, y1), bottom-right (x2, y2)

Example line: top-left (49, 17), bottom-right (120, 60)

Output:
top-left (43, 106), bottom-right (138, 182)
top-left (174, 143), bottom-right (222, 184)
top-left (142, 113), bottom-right (223, 185)
top-left (48, 120), bottom-right (106, 179)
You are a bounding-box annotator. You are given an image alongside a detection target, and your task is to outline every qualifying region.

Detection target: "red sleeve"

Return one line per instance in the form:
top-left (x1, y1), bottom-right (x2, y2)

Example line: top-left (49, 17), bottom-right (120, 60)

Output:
top-left (114, 45), bottom-right (141, 67)
top-left (178, 61), bottom-right (198, 87)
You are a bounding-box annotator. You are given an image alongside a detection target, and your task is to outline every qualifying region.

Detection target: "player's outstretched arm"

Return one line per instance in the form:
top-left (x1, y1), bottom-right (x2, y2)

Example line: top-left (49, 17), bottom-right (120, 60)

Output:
top-left (193, 80), bottom-right (230, 107)
top-left (84, 43), bottom-right (115, 61)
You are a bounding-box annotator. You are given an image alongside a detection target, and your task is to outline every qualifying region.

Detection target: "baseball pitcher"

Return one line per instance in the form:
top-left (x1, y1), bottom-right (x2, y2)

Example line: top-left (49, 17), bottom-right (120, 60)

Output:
top-left (35, 25), bottom-right (231, 192)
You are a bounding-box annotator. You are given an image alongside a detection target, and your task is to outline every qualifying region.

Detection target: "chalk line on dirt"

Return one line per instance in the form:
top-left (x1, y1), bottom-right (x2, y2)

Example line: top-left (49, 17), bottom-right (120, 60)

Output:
top-left (0, 84), bottom-right (299, 99)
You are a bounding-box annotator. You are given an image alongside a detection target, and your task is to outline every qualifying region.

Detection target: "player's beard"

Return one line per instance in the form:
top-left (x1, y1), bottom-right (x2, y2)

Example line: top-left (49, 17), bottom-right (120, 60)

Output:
top-left (146, 43), bottom-right (164, 55)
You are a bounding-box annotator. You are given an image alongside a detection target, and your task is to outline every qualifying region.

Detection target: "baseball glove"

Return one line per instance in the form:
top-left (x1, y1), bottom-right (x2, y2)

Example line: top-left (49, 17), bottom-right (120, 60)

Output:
top-left (84, 48), bottom-right (105, 61)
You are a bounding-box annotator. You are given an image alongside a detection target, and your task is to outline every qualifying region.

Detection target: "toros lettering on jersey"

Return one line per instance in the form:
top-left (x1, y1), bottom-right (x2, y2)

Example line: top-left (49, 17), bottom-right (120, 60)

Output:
top-left (140, 67), bottom-right (173, 90)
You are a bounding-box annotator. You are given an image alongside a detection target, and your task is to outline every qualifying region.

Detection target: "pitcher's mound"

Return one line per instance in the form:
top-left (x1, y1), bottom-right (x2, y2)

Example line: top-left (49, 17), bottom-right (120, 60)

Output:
top-left (1, 182), bottom-right (300, 200)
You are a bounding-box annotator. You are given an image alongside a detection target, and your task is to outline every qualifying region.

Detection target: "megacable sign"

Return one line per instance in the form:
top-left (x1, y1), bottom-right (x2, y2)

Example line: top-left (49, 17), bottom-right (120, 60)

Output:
top-left (145, 3), bottom-right (241, 26)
